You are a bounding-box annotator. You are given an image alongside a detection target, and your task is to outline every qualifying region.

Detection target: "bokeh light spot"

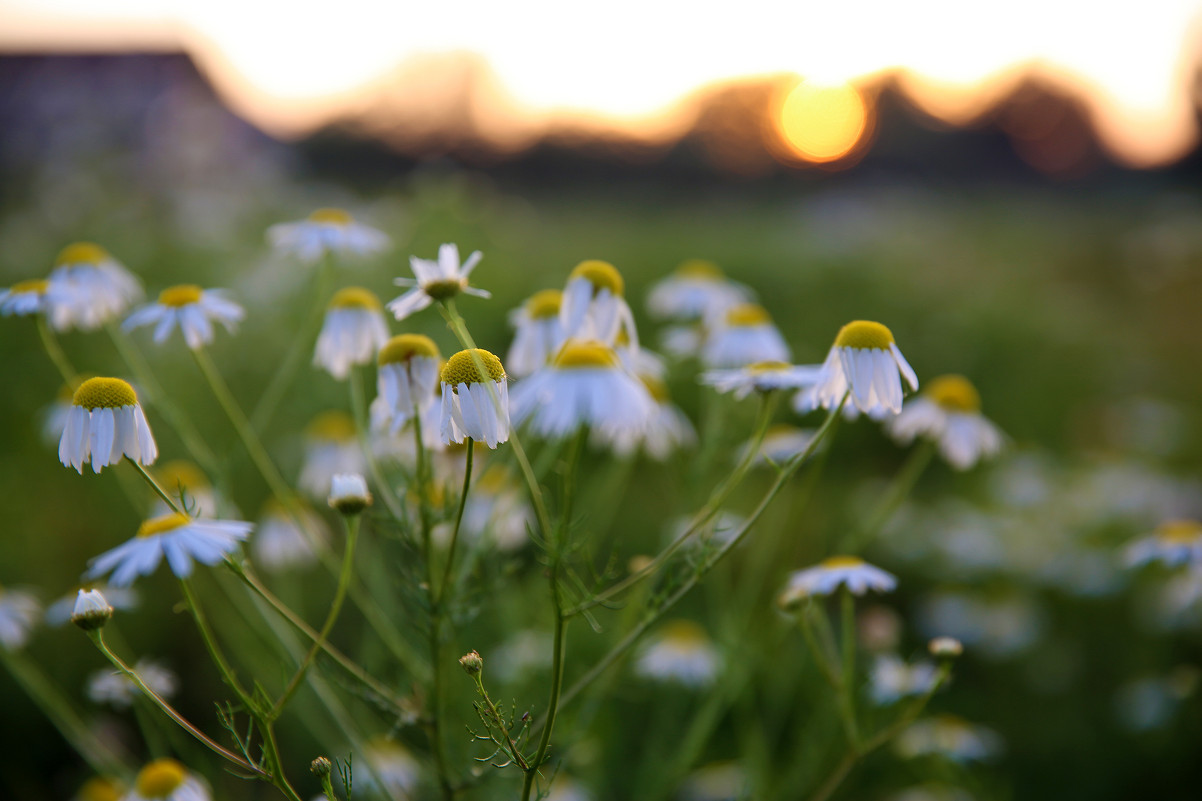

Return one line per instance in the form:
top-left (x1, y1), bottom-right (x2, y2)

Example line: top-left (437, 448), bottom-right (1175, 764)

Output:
top-left (774, 80), bottom-right (870, 164)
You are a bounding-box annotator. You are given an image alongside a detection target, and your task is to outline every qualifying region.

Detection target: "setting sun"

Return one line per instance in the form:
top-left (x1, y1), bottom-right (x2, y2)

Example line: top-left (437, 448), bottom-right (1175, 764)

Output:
top-left (773, 80), bottom-right (871, 165)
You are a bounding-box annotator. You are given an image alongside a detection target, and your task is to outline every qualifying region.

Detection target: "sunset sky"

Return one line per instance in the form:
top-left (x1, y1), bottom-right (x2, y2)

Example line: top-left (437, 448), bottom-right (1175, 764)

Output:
top-left (2, 0), bottom-right (1200, 167)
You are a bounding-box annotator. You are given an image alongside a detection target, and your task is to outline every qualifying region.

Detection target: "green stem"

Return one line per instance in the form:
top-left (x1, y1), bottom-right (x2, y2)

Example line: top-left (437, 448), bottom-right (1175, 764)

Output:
top-left (796, 605), bottom-right (841, 690)
top-left (849, 438), bottom-right (936, 552)
top-left (349, 365), bottom-right (405, 520)
top-left (125, 456), bottom-right (183, 515)
top-left (838, 589), bottom-right (860, 748)
top-left (472, 674), bottom-right (530, 770)
top-left (36, 314), bottom-right (77, 384)
top-left (178, 579), bottom-right (254, 709)
top-left (437, 438), bottom-right (474, 605)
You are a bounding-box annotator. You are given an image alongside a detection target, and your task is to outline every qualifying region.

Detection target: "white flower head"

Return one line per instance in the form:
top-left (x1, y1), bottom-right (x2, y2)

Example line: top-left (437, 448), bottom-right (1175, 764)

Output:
top-left (597, 373), bottom-right (696, 460)
top-left (701, 303), bottom-right (791, 368)
top-left (45, 242), bottom-right (143, 332)
top-left (87, 658), bottom-right (177, 707)
top-left (559, 260), bottom-right (638, 347)
top-left (313, 287), bottom-right (390, 379)
top-left (439, 348), bottom-right (510, 448)
top-left (299, 411), bottom-right (366, 498)
top-left (70, 589), bottom-right (114, 631)
top-left (59, 377), bottom-right (157, 474)
top-left (507, 289), bottom-right (568, 377)
top-left (45, 584), bottom-right (138, 626)
top-left (0, 278), bottom-right (50, 317)
top-left (127, 758), bottom-right (210, 801)
top-left (808, 320), bottom-right (918, 416)
top-left (511, 340), bottom-right (655, 443)
top-left (1125, 519), bottom-right (1202, 569)
top-left (267, 207), bottom-right (390, 264)
top-left (376, 333), bottom-right (442, 431)
top-left (0, 587), bottom-right (41, 650)
top-left (780, 556), bottom-right (897, 606)
top-left (253, 500), bottom-right (325, 571)
top-left (700, 360), bottom-right (821, 400)
top-left (329, 472), bottom-right (372, 515)
top-left (895, 716), bottom-right (1002, 763)
top-left (646, 259), bottom-right (754, 321)
top-left (388, 243), bottom-right (489, 321)
top-left (869, 654), bottom-right (940, 704)
top-left (86, 513), bottom-right (252, 587)
top-left (888, 375), bottom-right (1004, 470)
top-left (635, 619), bottom-right (721, 687)
top-left (124, 285), bottom-right (244, 350)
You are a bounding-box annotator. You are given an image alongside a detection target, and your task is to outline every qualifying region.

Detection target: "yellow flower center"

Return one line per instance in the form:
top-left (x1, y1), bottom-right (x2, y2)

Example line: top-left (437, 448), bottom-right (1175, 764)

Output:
top-left (725, 304), bottom-right (772, 327)
top-left (641, 375), bottom-right (669, 403)
top-left (77, 776), bottom-right (123, 801)
top-left (157, 285), bottom-right (203, 307)
top-left (834, 320), bottom-right (894, 350)
top-left (135, 759), bottom-right (187, 799)
top-left (553, 341), bottom-right (619, 369)
top-left (378, 333), bottom-right (440, 365)
top-left (137, 513), bottom-right (191, 539)
top-left (747, 360), bottom-right (790, 374)
top-left (925, 374), bottom-right (981, 413)
top-left (10, 279), bottom-right (48, 295)
top-left (660, 619), bottom-right (709, 646)
top-left (73, 377), bottom-right (137, 409)
top-left (56, 242), bottom-right (109, 266)
top-left (308, 208), bottom-right (352, 225)
top-left (155, 461), bottom-right (210, 493)
top-left (476, 465), bottom-right (510, 492)
top-left (674, 259), bottom-right (724, 279)
top-left (441, 349), bottom-right (506, 385)
top-left (1156, 519), bottom-right (1202, 544)
top-left (570, 260), bottom-right (625, 297)
top-left (329, 286), bottom-right (381, 310)
top-left (306, 410), bottom-right (357, 442)
top-left (525, 289), bottom-right (563, 319)
top-left (820, 555), bottom-right (865, 570)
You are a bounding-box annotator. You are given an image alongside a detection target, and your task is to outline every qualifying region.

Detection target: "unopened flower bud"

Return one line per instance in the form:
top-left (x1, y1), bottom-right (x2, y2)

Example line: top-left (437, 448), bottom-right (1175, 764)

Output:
top-left (71, 589), bottom-right (113, 631)
top-left (928, 636), bottom-right (964, 658)
top-left (459, 650), bottom-right (483, 676)
top-left (310, 756), bottom-right (332, 778)
top-left (329, 473), bottom-right (372, 516)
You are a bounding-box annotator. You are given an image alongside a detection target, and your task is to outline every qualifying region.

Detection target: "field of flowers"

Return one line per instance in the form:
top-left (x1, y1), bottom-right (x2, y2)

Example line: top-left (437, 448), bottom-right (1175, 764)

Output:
top-left (1, 170), bottom-right (1201, 801)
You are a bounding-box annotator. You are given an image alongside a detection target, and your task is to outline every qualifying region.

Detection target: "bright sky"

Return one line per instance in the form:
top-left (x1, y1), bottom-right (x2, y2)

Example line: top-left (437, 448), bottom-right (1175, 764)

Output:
top-left (2, 0), bottom-right (1200, 166)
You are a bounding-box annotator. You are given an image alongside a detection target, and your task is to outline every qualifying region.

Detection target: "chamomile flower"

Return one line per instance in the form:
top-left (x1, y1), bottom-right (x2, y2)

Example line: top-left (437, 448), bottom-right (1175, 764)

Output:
top-left (559, 260), bottom-right (638, 347)
top-left (701, 303), bottom-right (790, 368)
top-left (808, 320), bottom-right (918, 416)
top-left (869, 654), bottom-right (940, 704)
top-left (313, 287), bottom-right (390, 379)
top-left (86, 513), bottom-right (252, 587)
top-left (253, 500), bottom-right (324, 571)
top-left (700, 360), bottom-right (821, 400)
top-left (298, 411), bottom-right (366, 498)
top-left (126, 758), bottom-right (210, 801)
top-left (780, 556), bottom-right (897, 605)
top-left (388, 243), bottom-right (490, 321)
top-left (1125, 519), bottom-right (1202, 568)
top-left (376, 333), bottom-right (441, 431)
top-left (461, 465), bottom-right (535, 551)
top-left (87, 659), bottom-right (178, 707)
top-left (70, 589), bottom-right (113, 630)
top-left (45, 584), bottom-right (137, 626)
top-left (895, 716), bottom-right (1002, 762)
top-left (329, 472), bottom-right (372, 515)
top-left (123, 285), bottom-right (244, 350)
top-left (59, 377), bottom-right (157, 474)
top-left (635, 620), bottom-right (721, 687)
top-left (267, 208), bottom-right (390, 264)
top-left (647, 259), bottom-right (753, 321)
top-left (511, 340), bottom-right (655, 442)
top-left (0, 278), bottom-right (50, 317)
top-left (599, 374), bottom-right (696, 460)
top-left (46, 242), bottom-right (143, 331)
top-left (439, 348), bottom-right (510, 448)
top-left (0, 586), bottom-right (40, 649)
top-left (888, 375), bottom-right (1004, 470)
top-left (73, 776), bottom-right (126, 801)
top-left (507, 289), bottom-right (567, 377)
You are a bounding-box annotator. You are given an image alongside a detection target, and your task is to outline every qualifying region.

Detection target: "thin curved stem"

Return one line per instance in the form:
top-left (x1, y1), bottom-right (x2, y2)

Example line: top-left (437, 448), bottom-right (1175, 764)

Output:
top-left (178, 579), bottom-right (254, 710)
top-left (36, 314), bottom-right (77, 385)
top-left (125, 456), bottom-right (183, 515)
top-left (437, 438), bottom-right (473, 604)
top-left (848, 438), bottom-right (936, 552)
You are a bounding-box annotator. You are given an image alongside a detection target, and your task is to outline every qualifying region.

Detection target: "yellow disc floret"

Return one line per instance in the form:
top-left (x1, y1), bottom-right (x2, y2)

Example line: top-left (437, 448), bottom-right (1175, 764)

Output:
top-left (525, 289), bottom-right (563, 319)
top-left (137, 513), bottom-right (191, 539)
top-left (834, 320), bottom-right (894, 350)
top-left (725, 304), bottom-right (772, 327)
top-left (56, 242), bottom-right (110, 266)
top-left (441, 349), bottom-right (506, 386)
top-left (820, 555), bottom-right (866, 570)
top-left (660, 619), bottom-right (710, 646)
top-left (570, 260), bottom-right (625, 297)
top-left (157, 285), bottom-right (203, 307)
top-left (77, 776), bottom-right (123, 801)
top-left (73, 377), bottom-right (137, 410)
top-left (553, 341), bottom-right (619, 369)
top-left (378, 333), bottom-right (440, 365)
top-left (308, 208), bottom-right (352, 225)
top-left (329, 286), bottom-right (381, 310)
top-left (925, 374), bottom-right (981, 413)
top-left (134, 758), bottom-right (187, 799)
top-left (306, 410), bottom-right (357, 441)
top-left (10, 279), bottom-right (48, 295)
top-left (675, 259), bottom-right (724, 279)
top-left (640, 375), bottom-right (669, 403)
top-left (1156, 519), bottom-right (1202, 544)
top-left (747, 360), bottom-right (791, 374)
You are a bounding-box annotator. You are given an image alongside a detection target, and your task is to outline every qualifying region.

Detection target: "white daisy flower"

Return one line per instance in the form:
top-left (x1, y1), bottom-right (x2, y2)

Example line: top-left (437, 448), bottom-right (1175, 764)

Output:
top-left (0, 586), bottom-right (41, 650)
top-left (599, 374), bottom-right (696, 460)
top-left (895, 716), bottom-right (1002, 763)
top-left (460, 466), bottom-right (535, 551)
top-left (1125, 519), bottom-right (1202, 568)
top-left (45, 584), bottom-right (137, 626)
top-left (360, 738), bottom-right (420, 798)
top-left (701, 303), bottom-right (790, 368)
top-left (635, 620), bottom-right (721, 688)
top-left (507, 289), bottom-right (567, 377)
top-left (388, 243), bottom-right (490, 321)
top-left (807, 320), bottom-right (918, 416)
top-left (370, 394), bottom-right (445, 466)
top-left (59, 377), bottom-right (157, 474)
top-left (253, 500), bottom-right (325, 571)
top-left (646, 259), bottom-right (753, 321)
top-left (376, 333), bottom-right (442, 431)
top-left (267, 207), bottom-right (390, 264)
top-left (0, 278), bottom-right (50, 317)
top-left (329, 472), bottom-right (372, 515)
top-left (700, 360), bottom-right (821, 400)
top-left (511, 340), bottom-right (655, 442)
top-left (126, 758), bottom-right (210, 801)
top-left (87, 658), bottom-right (178, 707)
top-left (313, 287), bottom-right (390, 379)
top-left (123, 285), bottom-right (244, 350)
top-left (152, 461), bottom-right (222, 518)
top-left (559, 260), bottom-right (638, 347)
top-left (70, 589), bottom-right (114, 630)
top-left (298, 411), bottom-right (366, 498)
top-left (780, 556), bottom-right (897, 605)
top-left (86, 513), bottom-right (252, 587)
top-left (869, 654), bottom-right (940, 704)
top-left (45, 242), bottom-right (143, 332)
top-left (888, 375), bottom-right (1005, 470)
top-left (439, 348), bottom-right (510, 448)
